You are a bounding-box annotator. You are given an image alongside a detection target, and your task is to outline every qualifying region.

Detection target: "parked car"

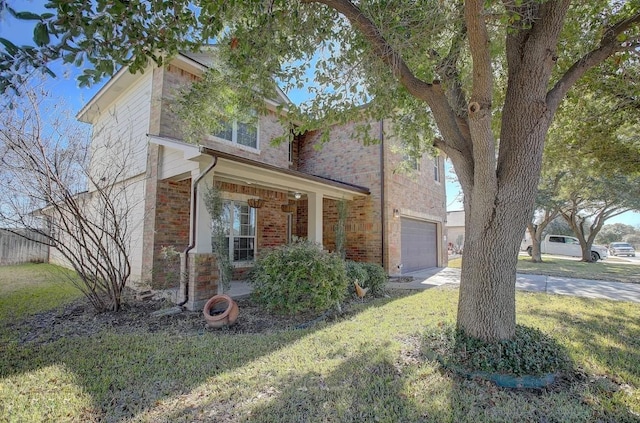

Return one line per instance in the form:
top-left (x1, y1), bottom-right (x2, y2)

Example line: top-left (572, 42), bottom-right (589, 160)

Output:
top-left (526, 234), bottom-right (609, 262)
top-left (609, 242), bottom-right (636, 257)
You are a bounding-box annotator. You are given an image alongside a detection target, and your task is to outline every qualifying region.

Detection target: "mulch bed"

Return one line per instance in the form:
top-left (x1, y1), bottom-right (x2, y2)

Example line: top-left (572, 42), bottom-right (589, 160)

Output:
top-left (6, 289), bottom-right (413, 347)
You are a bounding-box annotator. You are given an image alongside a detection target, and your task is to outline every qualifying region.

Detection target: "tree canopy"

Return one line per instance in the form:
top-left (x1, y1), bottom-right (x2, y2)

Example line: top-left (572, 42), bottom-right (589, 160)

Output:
top-left (529, 57), bottom-right (640, 261)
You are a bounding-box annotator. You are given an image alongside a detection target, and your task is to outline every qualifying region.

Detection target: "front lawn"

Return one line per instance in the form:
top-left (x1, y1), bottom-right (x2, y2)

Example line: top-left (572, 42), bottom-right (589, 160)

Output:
top-left (448, 256), bottom-right (640, 284)
top-left (0, 263), bottom-right (82, 323)
top-left (1, 264), bottom-right (639, 422)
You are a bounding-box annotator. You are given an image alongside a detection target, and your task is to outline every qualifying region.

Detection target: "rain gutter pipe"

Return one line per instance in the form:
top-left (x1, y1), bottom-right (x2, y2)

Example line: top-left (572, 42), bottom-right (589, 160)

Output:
top-left (178, 148), bottom-right (218, 307)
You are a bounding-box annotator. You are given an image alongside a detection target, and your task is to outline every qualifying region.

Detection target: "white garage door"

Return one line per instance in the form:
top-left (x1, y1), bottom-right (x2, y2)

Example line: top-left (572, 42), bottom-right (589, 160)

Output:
top-left (401, 218), bottom-right (438, 273)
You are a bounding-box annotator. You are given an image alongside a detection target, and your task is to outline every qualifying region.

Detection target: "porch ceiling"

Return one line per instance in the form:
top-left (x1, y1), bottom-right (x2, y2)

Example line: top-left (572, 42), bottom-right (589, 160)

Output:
top-left (148, 135), bottom-right (370, 200)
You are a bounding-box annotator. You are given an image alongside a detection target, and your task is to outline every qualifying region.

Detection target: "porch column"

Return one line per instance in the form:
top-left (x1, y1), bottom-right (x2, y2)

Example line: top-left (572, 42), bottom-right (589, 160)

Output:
top-left (192, 167), bottom-right (212, 253)
top-left (307, 191), bottom-right (323, 245)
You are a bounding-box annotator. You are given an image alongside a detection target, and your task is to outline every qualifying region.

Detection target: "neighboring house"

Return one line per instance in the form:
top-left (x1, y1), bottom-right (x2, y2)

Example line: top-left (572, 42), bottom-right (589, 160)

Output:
top-left (446, 210), bottom-right (465, 252)
top-left (446, 209), bottom-right (534, 253)
top-left (74, 52), bottom-right (447, 310)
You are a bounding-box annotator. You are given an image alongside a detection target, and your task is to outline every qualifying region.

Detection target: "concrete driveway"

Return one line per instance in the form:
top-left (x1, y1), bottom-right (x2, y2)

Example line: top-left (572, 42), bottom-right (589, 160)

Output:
top-left (389, 267), bottom-right (640, 303)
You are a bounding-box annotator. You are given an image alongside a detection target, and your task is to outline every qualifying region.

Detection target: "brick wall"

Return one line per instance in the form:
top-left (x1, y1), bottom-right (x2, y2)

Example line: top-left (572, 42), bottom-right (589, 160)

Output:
top-left (158, 64), bottom-right (292, 169)
top-left (299, 122), bottom-right (383, 267)
top-left (159, 65), bottom-right (198, 140)
top-left (151, 179), bottom-right (191, 289)
top-left (185, 252), bottom-right (219, 311)
top-left (321, 197), bottom-right (381, 263)
top-left (215, 181), bottom-right (290, 278)
top-left (294, 199), bottom-right (308, 239)
top-left (383, 122), bottom-right (448, 273)
top-left (298, 119), bottom-right (447, 274)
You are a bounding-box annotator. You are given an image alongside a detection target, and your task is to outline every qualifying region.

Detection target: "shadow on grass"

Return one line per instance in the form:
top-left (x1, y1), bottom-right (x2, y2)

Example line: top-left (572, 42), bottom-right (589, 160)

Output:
top-left (520, 296), bottom-right (640, 421)
top-left (525, 296), bottom-right (640, 382)
top-left (157, 345), bottom-right (427, 422)
top-left (0, 291), bottom-right (419, 422)
top-left (246, 351), bottom-right (421, 422)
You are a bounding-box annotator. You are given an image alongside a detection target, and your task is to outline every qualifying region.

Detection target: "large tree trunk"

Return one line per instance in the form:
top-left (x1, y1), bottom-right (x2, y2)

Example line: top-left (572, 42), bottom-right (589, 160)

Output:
top-left (455, 111), bottom-right (551, 340)
top-left (452, 1), bottom-right (571, 342)
top-left (455, 130), bottom-right (546, 340)
top-left (457, 207), bottom-right (522, 341)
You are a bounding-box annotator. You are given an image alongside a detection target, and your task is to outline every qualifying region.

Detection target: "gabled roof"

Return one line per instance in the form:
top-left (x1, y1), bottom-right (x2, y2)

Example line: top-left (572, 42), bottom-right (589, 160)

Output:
top-left (77, 49), bottom-right (292, 124)
top-left (179, 49), bottom-right (292, 107)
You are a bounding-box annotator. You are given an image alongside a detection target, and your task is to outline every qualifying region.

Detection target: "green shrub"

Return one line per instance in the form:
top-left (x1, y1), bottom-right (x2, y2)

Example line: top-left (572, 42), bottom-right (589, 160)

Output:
top-left (359, 262), bottom-right (387, 297)
top-left (249, 240), bottom-right (348, 315)
top-left (345, 260), bottom-right (368, 291)
top-left (344, 261), bottom-right (387, 298)
top-left (423, 324), bottom-right (572, 376)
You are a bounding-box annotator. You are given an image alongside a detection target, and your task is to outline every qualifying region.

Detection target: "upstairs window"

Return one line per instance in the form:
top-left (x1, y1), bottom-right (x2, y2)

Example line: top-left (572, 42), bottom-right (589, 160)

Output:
top-left (434, 157), bottom-right (440, 182)
top-left (403, 154), bottom-right (421, 171)
top-left (213, 120), bottom-right (258, 149)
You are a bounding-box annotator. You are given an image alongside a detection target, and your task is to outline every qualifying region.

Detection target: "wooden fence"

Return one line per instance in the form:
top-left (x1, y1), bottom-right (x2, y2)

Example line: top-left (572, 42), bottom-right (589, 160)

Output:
top-left (0, 229), bottom-right (49, 265)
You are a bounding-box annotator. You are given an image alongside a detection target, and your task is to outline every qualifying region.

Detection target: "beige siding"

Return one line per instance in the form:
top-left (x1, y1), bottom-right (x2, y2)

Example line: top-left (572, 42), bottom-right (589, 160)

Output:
top-left (89, 72), bottom-right (153, 182)
top-left (159, 146), bottom-right (199, 180)
top-left (49, 174), bottom-right (147, 287)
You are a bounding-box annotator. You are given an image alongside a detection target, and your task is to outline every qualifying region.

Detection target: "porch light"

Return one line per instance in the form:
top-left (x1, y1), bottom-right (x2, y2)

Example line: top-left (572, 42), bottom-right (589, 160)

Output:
top-left (247, 198), bottom-right (265, 209)
top-left (393, 208), bottom-right (400, 218)
top-left (293, 192), bottom-right (302, 200)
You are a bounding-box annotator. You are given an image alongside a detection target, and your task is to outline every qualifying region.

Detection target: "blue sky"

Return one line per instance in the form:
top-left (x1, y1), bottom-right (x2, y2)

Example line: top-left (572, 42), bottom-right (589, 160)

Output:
top-left (2, 5), bottom-right (638, 227)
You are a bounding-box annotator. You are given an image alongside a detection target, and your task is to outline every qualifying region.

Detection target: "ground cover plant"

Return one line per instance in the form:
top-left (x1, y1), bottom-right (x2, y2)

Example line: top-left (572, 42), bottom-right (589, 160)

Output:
top-left (1, 264), bottom-right (639, 422)
top-left (448, 256), bottom-right (640, 284)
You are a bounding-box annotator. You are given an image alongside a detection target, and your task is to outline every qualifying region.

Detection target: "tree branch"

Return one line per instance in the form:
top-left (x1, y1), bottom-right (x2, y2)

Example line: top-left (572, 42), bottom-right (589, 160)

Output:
top-left (547, 11), bottom-right (640, 114)
top-left (301, 0), bottom-right (470, 154)
top-left (465, 0), bottom-right (492, 108)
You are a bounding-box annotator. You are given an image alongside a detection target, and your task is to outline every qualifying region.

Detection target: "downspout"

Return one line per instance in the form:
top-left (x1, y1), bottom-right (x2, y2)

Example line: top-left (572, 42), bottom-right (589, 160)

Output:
top-left (379, 119), bottom-right (386, 272)
top-left (178, 148), bottom-right (218, 307)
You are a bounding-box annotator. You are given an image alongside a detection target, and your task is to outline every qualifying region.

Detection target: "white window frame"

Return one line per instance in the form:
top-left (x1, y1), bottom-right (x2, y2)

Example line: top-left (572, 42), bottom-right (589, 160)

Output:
top-left (434, 156), bottom-right (440, 182)
top-left (221, 200), bottom-right (257, 265)
top-left (210, 120), bottom-right (260, 151)
top-left (403, 154), bottom-right (421, 172)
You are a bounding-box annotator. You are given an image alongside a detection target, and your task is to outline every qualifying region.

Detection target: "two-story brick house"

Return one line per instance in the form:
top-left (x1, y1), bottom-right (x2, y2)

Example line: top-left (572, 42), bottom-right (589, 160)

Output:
top-left (76, 52), bottom-right (447, 310)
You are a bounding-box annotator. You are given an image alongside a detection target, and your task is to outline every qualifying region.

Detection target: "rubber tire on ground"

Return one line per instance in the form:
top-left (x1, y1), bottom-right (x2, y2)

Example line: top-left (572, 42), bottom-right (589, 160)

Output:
top-left (591, 251), bottom-right (600, 262)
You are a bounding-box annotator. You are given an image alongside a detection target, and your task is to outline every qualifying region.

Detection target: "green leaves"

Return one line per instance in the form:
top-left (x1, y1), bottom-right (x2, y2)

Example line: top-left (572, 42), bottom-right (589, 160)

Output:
top-left (33, 22), bottom-right (50, 46)
top-left (6, 7), bottom-right (42, 20)
top-left (0, 38), bottom-right (18, 56)
top-left (424, 323), bottom-right (572, 376)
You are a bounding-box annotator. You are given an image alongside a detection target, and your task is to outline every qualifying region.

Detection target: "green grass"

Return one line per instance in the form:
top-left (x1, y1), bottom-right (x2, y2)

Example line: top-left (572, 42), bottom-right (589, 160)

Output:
top-left (0, 263), bottom-right (82, 322)
top-left (1, 264), bottom-right (640, 422)
top-left (448, 256), bottom-right (640, 284)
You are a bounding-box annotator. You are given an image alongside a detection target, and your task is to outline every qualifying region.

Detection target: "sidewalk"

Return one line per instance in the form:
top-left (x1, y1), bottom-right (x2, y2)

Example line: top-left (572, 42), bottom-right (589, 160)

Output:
top-left (388, 267), bottom-right (640, 303)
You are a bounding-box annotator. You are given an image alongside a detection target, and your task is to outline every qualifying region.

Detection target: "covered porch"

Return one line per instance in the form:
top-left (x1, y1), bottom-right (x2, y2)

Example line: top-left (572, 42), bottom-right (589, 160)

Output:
top-left (147, 136), bottom-right (371, 310)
